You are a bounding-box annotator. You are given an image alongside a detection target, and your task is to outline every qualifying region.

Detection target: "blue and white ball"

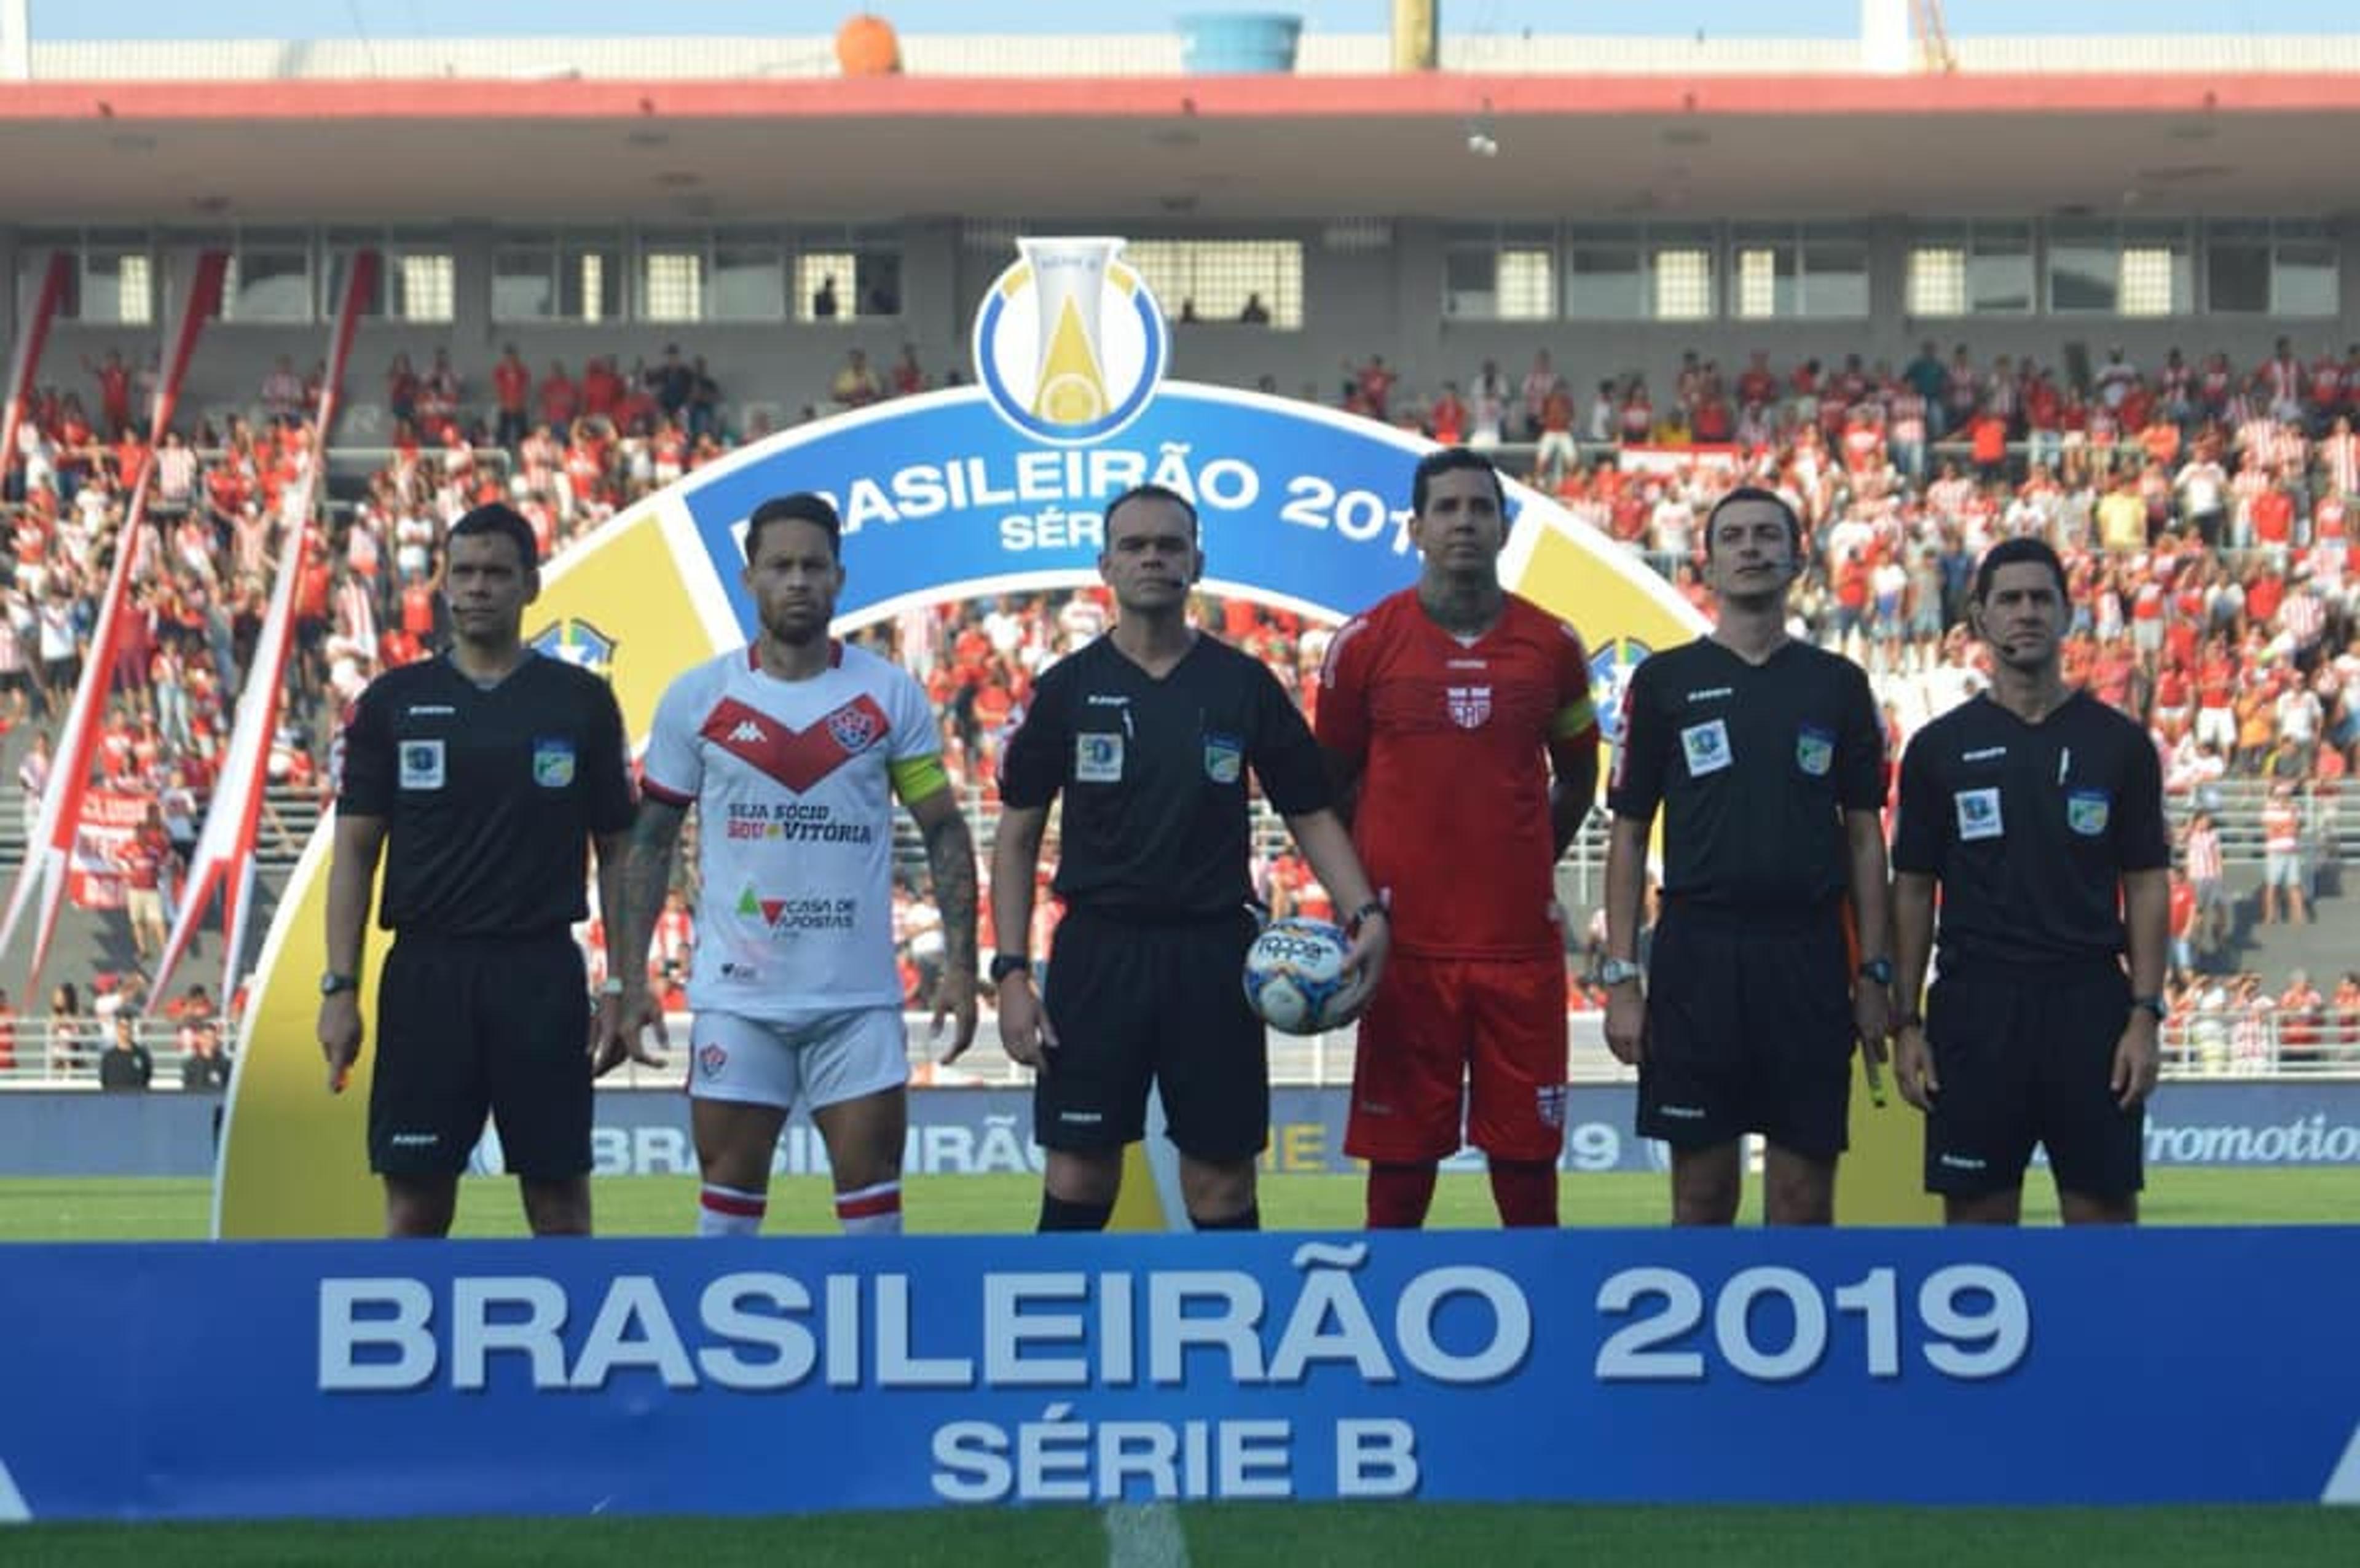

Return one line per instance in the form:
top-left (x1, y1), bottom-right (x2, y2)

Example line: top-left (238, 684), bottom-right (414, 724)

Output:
top-left (1243, 917), bottom-right (1366, 1035)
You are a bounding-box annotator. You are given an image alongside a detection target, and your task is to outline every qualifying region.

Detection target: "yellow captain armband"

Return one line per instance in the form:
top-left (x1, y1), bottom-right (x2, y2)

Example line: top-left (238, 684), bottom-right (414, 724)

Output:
top-left (889, 754), bottom-right (951, 804)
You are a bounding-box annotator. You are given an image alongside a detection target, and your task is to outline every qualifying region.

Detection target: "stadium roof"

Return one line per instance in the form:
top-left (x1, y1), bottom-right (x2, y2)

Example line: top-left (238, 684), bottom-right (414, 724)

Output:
top-left (3, 34), bottom-right (2357, 223)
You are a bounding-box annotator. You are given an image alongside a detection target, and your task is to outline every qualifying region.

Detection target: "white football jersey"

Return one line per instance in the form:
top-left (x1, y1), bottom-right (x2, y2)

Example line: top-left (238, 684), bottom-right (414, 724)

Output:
top-left (642, 641), bottom-right (942, 1017)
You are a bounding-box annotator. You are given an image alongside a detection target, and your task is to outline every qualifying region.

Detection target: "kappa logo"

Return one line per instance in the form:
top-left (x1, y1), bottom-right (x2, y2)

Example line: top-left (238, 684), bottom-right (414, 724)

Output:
top-left (728, 720), bottom-right (768, 745)
top-left (972, 237), bottom-right (1170, 446)
top-left (1446, 685), bottom-right (1493, 729)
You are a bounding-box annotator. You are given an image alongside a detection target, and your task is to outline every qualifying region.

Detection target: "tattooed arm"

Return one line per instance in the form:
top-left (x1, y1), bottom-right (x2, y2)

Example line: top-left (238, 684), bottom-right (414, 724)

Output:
top-left (592, 797), bottom-right (687, 1076)
top-left (905, 786), bottom-right (980, 1062)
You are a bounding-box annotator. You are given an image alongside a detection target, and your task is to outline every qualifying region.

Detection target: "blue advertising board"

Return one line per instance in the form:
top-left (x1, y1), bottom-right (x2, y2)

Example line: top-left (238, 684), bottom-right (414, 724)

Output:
top-left (0, 1228), bottom-right (2356, 1519)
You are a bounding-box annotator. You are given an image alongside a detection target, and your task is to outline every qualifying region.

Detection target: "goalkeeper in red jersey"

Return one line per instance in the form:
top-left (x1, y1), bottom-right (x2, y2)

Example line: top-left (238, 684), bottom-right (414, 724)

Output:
top-left (1317, 447), bottom-right (1599, 1228)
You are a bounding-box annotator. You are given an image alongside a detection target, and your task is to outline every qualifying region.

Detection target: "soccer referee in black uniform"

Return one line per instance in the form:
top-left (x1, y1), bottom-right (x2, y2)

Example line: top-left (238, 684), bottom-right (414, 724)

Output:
top-left (991, 484), bottom-right (1389, 1233)
top-left (1602, 487), bottom-right (1893, 1226)
top-left (1892, 536), bottom-right (2169, 1225)
top-left (318, 504), bottom-right (634, 1239)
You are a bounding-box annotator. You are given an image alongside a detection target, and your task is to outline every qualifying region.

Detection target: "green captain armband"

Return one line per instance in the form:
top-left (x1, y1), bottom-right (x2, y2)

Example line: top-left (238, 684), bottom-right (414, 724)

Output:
top-left (889, 754), bottom-right (950, 805)
top-left (1549, 697), bottom-right (1599, 740)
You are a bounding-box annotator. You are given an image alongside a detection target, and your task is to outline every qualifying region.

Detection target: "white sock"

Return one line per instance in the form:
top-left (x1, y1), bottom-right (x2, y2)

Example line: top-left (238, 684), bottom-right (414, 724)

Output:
top-left (698, 1182), bottom-right (767, 1237)
top-left (835, 1179), bottom-right (903, 1236)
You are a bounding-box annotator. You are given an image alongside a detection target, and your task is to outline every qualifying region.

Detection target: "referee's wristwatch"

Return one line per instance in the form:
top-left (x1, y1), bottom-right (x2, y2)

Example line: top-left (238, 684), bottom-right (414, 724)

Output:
top-left (319, 971), bottom-right (360, 998)
top-left (1857, 957), bottom-right (1895, 988)
top-left (989, 953), bottom-right (1033, 986)
top-left (2131, 994), bottom-right (2168, 1024)
top-left (1344, 899), bottom-right (1388, 938)
top-left (1599, 957), bottom-right (1644, 988)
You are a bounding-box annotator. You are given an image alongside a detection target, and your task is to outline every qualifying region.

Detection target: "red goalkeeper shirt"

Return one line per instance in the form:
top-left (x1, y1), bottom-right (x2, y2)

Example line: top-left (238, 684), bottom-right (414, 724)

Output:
top-left (1316, 588), bottom-right (1596, 959)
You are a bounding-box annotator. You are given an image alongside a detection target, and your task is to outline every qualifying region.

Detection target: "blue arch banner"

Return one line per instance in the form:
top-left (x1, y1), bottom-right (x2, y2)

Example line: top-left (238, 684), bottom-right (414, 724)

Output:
top-left (681, 386), bottom-right (1526, 629)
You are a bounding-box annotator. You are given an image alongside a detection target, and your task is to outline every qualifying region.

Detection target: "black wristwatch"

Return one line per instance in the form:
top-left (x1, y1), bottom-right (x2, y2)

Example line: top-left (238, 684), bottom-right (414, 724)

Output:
top-left (1857, 957), bottom-right (1894, 987)
top-left (2131, 995), bottom-right (2168, 1023)
top-left (319, 971), bottom-right (360, 997)
top-left (1345, 899), bottom-right (1388, 937)
top-left (989, 953), bottom-right (1033, 985)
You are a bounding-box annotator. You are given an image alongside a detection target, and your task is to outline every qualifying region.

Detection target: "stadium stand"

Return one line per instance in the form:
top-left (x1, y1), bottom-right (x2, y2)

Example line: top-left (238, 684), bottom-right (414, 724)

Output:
top-left (2, 22), bottom-right (2358, 1086)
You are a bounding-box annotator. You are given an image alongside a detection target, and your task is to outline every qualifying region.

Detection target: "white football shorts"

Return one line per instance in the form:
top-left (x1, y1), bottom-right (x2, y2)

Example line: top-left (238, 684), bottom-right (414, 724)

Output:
top-left (686, 1006), bottom-right (910, 1111)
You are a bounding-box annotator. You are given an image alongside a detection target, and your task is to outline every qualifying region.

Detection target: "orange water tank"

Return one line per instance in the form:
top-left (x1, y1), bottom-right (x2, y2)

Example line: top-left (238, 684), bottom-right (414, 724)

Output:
top-left (835, 14), bottom-right (903, 77)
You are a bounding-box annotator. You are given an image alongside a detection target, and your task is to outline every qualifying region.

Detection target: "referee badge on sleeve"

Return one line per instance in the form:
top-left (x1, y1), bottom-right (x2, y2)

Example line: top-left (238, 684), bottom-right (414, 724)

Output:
top-left (1203, 732), bottom-right (1244, 784)
top-left (2067, 789), bottom-right (2110, 836)
top-left (398, 739), bottom-right (446, 791)
top-left (532, 738), bottom-right (577, 788)
top-left (1795, 724), bottom-right (1835, 777)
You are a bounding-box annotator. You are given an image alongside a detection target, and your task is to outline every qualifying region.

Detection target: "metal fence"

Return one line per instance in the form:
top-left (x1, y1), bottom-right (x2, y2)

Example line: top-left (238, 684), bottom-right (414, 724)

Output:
top-left (5, 1006), bottom-right (2357, 1092)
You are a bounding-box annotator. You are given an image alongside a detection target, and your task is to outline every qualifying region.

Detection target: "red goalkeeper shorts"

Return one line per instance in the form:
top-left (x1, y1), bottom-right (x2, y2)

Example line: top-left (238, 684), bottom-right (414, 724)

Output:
top-left (1343, 952), bottom-right (1569, 1164)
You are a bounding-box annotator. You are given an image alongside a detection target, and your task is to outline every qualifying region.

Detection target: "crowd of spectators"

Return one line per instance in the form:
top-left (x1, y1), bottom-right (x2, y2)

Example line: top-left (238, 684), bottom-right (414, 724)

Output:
top-left (4, 329), bottom-right (2358, 1075)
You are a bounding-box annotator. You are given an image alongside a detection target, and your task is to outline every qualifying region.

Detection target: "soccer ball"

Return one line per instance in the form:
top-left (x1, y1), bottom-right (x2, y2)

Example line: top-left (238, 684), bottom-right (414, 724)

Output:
top-left (1242, 917), bottom-right (1366, 1035)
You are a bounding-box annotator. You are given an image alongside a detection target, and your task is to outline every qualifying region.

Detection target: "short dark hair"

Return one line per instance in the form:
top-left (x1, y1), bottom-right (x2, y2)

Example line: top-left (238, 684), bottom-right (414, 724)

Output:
top-left (1410, 446), bottom-right (1506, 518)
top-left (744, 492), bottom-right (843, 562)
top-left (1103, 482), bottom-right (1198, 541)
top-left (1972, 536), bottom-right (2069, 603)
top-left (448, 503), bottom-right (538, 571)
top-left (1702, 485), bottom-right (1802, 560)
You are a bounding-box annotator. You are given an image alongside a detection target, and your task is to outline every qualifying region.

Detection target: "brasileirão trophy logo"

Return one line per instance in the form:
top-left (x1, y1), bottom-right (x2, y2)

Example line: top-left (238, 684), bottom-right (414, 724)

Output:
top-left (972, 237), bottom-right (1171, 446)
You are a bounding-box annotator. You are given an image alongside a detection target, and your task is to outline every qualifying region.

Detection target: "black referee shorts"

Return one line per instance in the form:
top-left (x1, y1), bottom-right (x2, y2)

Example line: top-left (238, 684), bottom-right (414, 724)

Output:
top-left (1036, 904), bottom-right (1268, 1162)
top-left (1923, 962), bottom-right (2142, 1201)
top-left (369, 930), bottom-right (592, 1181)
top-left (1638, 900), bottom-right (1855, 1161)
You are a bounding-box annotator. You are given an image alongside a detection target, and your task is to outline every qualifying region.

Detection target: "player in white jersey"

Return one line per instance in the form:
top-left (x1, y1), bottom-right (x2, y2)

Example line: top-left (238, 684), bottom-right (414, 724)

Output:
top-left (597, 493), bottom-right (978, 1237)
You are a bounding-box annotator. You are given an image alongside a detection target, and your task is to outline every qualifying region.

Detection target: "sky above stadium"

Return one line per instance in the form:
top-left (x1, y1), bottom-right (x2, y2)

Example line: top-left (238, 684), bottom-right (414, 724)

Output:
top-left (27, 1), bottom-right (2354, 41)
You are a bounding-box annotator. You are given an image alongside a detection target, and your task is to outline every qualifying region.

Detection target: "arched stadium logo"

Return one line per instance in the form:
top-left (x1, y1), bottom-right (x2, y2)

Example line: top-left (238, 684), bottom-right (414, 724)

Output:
top-left (972, 237), bottom-right (1169, 446)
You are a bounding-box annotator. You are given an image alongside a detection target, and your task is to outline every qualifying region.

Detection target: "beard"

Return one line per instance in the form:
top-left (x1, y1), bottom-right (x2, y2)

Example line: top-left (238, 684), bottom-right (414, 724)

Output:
top-left (761, 606), bottom-right (828, 645)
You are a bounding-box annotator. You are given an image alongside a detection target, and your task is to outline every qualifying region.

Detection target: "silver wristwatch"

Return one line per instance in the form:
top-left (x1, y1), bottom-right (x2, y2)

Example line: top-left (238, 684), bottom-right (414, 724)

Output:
top-left (1599, 957), bottom-right (1645, 987)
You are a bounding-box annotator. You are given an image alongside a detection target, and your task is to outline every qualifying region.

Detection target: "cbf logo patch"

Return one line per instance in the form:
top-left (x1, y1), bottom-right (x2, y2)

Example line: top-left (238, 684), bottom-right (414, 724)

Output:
top-left (698, 1042), bottom-right (728, 1079)
top-left (1446, 686), bottom-right (1493, 729)
top-left (1589, 637), bottom-right (1651, 747)
top-left (2067, 789), bottom-right (2111, 837)
top-left (398, 739), bottom-right (445, 791)
top-left (1203, 732), bottom-right (1244, 785)
top-left (1680, 718), bottom-right (1733, 777)
top-left (532, 738), bottom-right (576, 788)
top-left (1796, 724), bottom-right (1835, 777)
top-left (971, 237), bottom-right (1170, 447)
top-left (529, 617), bottom-right (617, 682)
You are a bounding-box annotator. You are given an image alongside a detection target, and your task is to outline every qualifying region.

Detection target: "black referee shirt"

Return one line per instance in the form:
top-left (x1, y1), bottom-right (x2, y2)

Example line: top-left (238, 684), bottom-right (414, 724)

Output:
top-left (1892, 691), bottom-right (2169, 969)
top-left (337, 653), bottom-right (635, 937)
top-left (998, 633), bottom-right (1331, 920)
top-left (1607, 637), bottom-right (1884, 911)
